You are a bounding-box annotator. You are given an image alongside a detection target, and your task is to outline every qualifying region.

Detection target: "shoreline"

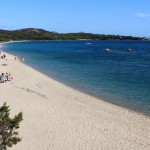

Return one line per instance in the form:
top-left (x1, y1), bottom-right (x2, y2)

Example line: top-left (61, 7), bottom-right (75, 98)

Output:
top-left (4, 48), bottom-right (148, 116)
top-left (2, 41), bottom-right (149, 116)
top-left (0, 52), bottom-right (150, 150)
top-left (25, 65), bottom-right (149, 117)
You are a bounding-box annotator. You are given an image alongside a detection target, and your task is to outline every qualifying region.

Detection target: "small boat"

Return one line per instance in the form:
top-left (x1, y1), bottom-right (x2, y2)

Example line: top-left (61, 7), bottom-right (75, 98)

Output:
top-left (104, 48), bottom-right (111, 52)
top-left (127, 48), bottom-right (132, 51)
top-left (86, 43), bottom-right (91, 45)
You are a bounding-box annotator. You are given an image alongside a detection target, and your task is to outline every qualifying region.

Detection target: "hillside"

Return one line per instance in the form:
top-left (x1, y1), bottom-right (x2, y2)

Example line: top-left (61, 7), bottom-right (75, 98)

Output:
top-left (0, 28), bottom-right (143, 41)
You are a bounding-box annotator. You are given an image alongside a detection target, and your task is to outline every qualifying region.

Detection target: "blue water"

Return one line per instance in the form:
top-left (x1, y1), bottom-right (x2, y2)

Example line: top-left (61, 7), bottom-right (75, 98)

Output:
top-left (2, 40), bottom-right (150, 115)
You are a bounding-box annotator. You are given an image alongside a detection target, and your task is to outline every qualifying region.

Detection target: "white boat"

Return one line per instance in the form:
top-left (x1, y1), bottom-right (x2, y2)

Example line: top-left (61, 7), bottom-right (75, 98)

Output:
top-left (127, 48), bottom-right (132, 51)
top-left (104, 48), bottom-right (111, 52)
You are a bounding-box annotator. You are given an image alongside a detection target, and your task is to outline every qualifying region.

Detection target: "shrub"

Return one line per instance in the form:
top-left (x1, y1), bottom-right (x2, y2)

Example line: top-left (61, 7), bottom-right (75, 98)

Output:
top-left (0, 103), bottom-right (23, 150)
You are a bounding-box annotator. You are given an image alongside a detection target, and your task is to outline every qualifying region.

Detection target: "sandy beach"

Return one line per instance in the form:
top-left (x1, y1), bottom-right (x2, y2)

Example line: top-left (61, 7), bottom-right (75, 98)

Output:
top-left (0, 52), bottom-right (149, 150)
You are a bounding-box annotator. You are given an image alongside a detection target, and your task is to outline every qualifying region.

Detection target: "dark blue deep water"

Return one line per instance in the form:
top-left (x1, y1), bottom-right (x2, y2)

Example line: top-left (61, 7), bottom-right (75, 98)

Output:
top-left (2, 40), bottom-right (150, 115)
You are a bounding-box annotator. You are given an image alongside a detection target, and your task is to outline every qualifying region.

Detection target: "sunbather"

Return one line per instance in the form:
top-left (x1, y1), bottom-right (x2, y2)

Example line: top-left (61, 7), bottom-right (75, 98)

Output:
top-left (0, 73), bottom-right (5, 83)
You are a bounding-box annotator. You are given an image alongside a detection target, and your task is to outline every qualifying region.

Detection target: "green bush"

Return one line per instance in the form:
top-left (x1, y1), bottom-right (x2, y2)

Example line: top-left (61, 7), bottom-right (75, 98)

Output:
top-left (0, 103), bottom-right (23, 150)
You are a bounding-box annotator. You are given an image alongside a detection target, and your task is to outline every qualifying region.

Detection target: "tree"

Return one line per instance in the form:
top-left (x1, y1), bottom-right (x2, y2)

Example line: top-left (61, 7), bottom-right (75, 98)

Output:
top-left (0, 103), bottom-right (23, 150)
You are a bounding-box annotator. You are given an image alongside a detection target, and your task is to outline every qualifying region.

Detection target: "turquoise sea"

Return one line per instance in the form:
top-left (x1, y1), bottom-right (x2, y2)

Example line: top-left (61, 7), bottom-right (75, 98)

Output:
top-left (2, 40), bottom-right (150, 115)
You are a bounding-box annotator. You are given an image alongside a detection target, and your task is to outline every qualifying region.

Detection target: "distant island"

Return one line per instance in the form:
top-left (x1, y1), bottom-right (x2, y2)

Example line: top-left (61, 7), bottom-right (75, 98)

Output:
top-left (0, 28), bottom-right (146, 41)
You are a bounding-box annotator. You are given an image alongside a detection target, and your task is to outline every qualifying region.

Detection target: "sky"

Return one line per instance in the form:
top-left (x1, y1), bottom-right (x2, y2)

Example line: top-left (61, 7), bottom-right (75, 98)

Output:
top-left (0, 0), bottom-right (150, 37)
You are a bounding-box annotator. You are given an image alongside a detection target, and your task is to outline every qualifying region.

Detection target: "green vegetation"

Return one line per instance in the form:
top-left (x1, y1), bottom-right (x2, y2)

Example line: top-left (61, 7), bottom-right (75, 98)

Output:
top-left (0, 103), bottom-right (23, 150)
top-left (0, 28), bottom-right (143, 42)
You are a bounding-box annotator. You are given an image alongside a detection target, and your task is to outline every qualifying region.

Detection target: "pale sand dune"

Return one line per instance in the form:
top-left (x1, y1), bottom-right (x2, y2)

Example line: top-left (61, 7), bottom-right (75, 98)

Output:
top-left (0, 53), bottom-right (149, 150)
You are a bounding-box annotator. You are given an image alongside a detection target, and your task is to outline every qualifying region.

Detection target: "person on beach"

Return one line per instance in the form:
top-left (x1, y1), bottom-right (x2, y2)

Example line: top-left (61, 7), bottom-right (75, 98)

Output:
top-left (5, 73), bottom-right (9, 81)
top-left (0, 73), bottom-right (13, 82)
top-left (22, 58), bottom-right (25, 62)
top-left (0, 73), bottom-right (5, 83)
top-left (8, 73), bottom-right (13, 81)
top-left (14, 56), bottom-right (18, 60)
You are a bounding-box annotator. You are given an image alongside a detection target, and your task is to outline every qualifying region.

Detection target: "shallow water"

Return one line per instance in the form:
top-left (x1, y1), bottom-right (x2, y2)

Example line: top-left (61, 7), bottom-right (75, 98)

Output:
top-left (2, 40), bottom-right (150, 115)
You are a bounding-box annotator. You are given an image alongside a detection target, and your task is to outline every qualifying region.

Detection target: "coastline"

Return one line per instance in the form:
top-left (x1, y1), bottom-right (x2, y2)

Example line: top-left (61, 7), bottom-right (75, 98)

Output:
top-left (3, 40), bottom-right (149, 116)
top-left (29, 67), bottom-right (149, 117)
top-left (36, 67), bottom-right (149, 116)
top-left (0, 52), bottom-right (150, 150)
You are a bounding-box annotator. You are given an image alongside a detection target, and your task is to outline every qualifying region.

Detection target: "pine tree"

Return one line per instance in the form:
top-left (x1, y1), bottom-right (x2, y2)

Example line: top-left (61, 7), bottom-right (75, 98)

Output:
top-left (0, 103), bottom-right (23, 150)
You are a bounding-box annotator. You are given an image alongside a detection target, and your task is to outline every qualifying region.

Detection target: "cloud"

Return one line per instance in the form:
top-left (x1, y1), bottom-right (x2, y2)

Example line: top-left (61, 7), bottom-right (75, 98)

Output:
top-left (135, 13), bottom-right (150, 18)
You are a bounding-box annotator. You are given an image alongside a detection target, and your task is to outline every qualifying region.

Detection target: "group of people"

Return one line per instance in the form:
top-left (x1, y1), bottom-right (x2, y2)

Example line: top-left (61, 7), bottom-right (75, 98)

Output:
top-left (0, 51), bottom-right (14, 83)
top-left (1, 54), bottom-right (6, 59)
top-left (0, 72), bottom-right (13, 83)
top-left (14, 56), bottom-right (25, 63)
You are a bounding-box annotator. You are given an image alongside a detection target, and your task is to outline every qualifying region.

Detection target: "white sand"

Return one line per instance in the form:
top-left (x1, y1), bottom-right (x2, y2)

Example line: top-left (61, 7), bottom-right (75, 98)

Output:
top-left (0, 52), bottom-right (149, 150)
